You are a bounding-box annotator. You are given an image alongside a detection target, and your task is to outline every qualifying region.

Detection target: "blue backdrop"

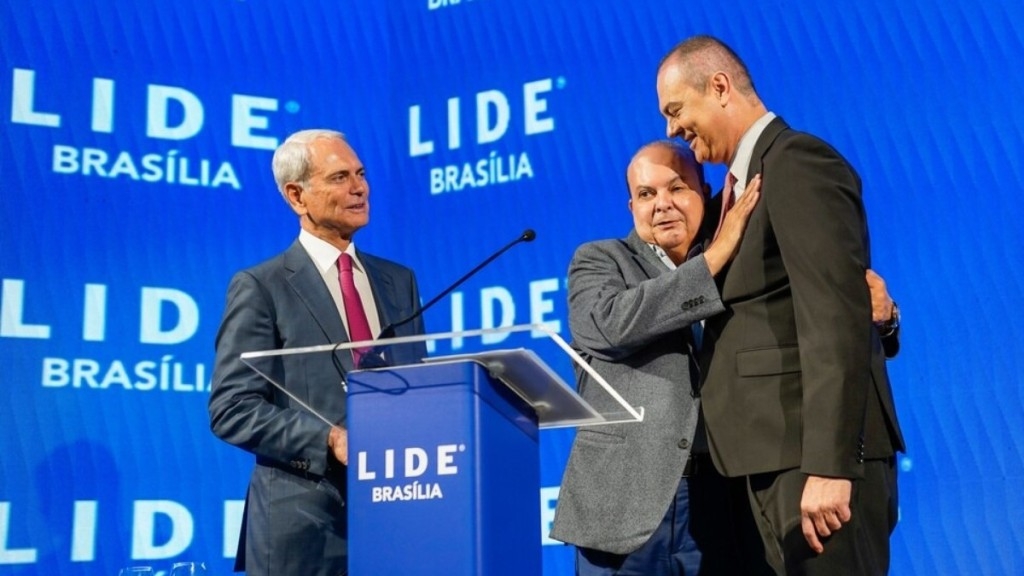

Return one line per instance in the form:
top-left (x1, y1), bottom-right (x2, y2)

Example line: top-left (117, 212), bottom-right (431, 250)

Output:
top-left (2, 0), bottom-right (1022, 574)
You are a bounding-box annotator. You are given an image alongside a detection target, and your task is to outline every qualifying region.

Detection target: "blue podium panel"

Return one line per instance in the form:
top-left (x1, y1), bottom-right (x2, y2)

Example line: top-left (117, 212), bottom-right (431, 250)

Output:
top-left (347, 361), bottom-right (540, 575)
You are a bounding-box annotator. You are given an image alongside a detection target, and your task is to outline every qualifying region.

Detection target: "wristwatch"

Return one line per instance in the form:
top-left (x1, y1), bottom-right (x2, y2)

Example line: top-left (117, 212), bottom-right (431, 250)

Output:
top-left (879, 302), bottom-right (900, 337)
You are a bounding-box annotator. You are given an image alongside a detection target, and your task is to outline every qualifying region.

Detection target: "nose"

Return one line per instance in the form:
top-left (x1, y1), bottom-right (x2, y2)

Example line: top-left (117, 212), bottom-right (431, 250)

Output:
top-left (654, 189), bottom-right (672, 211)
top-left (666, 118), bottom-right (683, 139)
top-left (352, 174), bottom-right (368, 195)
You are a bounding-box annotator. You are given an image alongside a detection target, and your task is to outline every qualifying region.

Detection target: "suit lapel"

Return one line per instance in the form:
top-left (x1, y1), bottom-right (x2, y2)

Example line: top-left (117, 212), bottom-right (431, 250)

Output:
top-left (747, 116), bottom-right (789, 183)
top-left (626, 230), bottom-right (698, 357)
top-left (282, 241), bottom-right (348, 344)
top-left (626, 229), bottom-right (669, 278)
top-left (358, 250), bottom-right (400, 330)
top-left (711, 117), bottom-right (790, 296)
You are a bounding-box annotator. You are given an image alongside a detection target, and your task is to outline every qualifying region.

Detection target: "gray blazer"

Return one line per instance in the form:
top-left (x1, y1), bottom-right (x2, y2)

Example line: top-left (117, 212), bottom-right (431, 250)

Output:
top-left (550, 230), bottom-right (724, 555)
top-left (208, 240), bottom-right (427, 576)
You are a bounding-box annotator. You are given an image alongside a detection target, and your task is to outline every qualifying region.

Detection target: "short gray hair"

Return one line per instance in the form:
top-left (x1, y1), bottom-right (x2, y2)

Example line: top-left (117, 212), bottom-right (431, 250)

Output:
top-left (271, 129), bottom-right (346, 199)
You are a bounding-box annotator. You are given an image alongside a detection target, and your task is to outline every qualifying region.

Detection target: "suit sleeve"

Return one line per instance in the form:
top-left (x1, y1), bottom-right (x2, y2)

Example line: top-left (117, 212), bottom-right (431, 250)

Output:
top-left (208, 271), bottom-right (335, 477)
top-left (882, 328), bottom-right (900, 358)
top-left (568, 242), bottom-right (724, 362)
top-left (764, 135), bottom-right (872, 478)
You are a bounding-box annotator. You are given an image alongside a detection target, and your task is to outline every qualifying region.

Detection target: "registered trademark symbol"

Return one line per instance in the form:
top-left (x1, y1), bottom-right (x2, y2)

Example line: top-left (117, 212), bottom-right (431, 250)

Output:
top-left (285, 101), bottom-right (301, 114)
top-left (555, 77), bottom-right (567, 89)
top-left (458, 444), bottom-right (466, 452)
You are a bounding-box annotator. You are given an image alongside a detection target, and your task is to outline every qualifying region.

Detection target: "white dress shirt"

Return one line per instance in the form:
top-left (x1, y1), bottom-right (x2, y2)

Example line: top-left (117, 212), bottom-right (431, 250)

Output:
top-left (298, 229), bottom-right (383, 341)
top-left (728, 111), bottom-right (777, 200)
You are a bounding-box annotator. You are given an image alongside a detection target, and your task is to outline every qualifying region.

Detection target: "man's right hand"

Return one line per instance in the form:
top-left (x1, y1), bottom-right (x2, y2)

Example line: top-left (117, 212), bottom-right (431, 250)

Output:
top-left (328, 426), bottom-right (348, 466)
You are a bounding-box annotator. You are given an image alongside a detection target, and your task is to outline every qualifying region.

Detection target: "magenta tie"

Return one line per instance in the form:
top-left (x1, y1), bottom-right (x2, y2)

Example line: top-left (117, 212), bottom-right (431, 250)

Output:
top-left (338, 253), bottom-right (374, 366)
top-left (713, 171), bottom-right (738, 241)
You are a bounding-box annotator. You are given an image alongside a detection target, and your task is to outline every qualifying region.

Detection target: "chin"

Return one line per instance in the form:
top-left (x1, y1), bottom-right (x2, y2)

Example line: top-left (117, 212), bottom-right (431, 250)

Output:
top-left (654, 234), bottom-right (681, 251)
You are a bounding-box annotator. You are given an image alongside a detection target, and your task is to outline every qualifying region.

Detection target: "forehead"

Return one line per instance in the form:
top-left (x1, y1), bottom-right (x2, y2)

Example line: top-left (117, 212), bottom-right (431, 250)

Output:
top-left (628, 146), bottom-right (702, 191)
top-left (657, 61), bottom-right (699, 103)
top-left (308, 137), bottom-right (361, 172)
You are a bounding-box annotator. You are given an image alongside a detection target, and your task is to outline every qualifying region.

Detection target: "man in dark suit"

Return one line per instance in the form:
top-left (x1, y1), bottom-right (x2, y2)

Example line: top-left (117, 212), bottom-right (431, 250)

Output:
top-left (656, 36), bottom-right (905, 574)
top-left (208, 129), bottom-right (427, 576)
top-left (551, 140), bottom-right (762, 574)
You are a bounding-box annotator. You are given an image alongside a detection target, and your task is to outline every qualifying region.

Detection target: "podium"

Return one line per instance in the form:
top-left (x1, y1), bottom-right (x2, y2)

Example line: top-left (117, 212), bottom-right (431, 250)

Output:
top-left (240, 325), bottom-right (644, 575)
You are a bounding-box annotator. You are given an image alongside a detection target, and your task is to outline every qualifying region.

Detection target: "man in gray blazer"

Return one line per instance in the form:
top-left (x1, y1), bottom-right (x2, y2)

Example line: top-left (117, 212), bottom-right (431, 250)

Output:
top-left (209, 129), bottom-right (427, 576)
top-left (550, 140), bottom-right (762, 574)
top-left (657, 36), bottom-right (905, 574)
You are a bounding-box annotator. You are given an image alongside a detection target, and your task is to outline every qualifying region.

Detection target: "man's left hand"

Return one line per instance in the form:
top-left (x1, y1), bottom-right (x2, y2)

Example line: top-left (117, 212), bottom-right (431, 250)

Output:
top-left (865, 269), bottom-right (894, 324)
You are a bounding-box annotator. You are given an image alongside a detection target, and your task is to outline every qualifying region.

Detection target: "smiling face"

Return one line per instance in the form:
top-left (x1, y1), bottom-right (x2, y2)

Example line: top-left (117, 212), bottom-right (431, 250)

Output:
top-left (627, 144), bottom-right (706, 261)
top-left (656, 58), bottom-right (732, 166)
top-left (286, 136), bottom-right (369, 246)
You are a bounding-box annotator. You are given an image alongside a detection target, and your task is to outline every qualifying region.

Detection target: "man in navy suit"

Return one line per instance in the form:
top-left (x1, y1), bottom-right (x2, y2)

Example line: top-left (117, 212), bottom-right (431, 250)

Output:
top-left (209, 129), bottom-right (427, 576)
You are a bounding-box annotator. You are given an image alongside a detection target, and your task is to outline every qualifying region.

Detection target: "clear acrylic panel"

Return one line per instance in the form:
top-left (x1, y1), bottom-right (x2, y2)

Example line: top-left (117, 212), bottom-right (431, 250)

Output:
top-left (238, 324), bottom-right (644, 429)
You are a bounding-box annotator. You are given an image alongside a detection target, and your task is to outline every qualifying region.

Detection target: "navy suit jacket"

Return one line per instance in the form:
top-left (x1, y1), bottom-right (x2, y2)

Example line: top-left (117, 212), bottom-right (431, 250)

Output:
top-left (209, 240), bottom-right (427, 576)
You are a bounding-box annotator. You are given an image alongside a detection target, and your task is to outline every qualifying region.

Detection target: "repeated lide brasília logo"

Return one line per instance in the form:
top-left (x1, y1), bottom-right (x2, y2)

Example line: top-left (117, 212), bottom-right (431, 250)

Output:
top-left (7, 67), bottom-right (301, 190)
top-left (408, 76), bottom-right (564, 195)
top-left (356, 443), bottom-right (466, 503)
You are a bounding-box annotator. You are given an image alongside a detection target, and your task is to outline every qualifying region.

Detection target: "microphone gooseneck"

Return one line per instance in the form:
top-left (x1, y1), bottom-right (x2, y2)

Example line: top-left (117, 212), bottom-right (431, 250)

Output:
top-left (359, 228), bottom-right (537, 368)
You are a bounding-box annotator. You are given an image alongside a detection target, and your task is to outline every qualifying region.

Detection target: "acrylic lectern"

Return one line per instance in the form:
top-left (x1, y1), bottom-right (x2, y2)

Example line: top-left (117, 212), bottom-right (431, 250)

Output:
top-left (240, 324), bottom-right (644, 576)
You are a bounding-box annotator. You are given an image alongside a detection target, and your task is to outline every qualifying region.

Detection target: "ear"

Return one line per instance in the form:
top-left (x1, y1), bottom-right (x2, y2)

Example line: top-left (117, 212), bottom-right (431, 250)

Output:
top-left (284, 182), bottom-right (306, 215)
top-left (709, 71), bottom-right (730, 104)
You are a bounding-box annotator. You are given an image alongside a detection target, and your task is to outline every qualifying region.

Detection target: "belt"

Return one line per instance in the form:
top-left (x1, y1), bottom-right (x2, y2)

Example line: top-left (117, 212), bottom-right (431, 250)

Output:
top-left (682, 452), bottom-right (714, 477)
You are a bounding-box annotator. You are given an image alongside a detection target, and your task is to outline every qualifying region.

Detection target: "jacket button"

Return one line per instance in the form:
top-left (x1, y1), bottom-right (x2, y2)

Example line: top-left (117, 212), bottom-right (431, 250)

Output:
top-left (678, 438), bottom-right (690, 449)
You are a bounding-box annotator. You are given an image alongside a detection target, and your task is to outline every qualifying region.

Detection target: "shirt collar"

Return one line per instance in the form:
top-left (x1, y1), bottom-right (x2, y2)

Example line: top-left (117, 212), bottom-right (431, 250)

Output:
top-left (646, 241), bottom-right (704, 270)
top-left (298, 229), bottom-right (360, 273)
top-left (728, 111), bottom-right (776, 193)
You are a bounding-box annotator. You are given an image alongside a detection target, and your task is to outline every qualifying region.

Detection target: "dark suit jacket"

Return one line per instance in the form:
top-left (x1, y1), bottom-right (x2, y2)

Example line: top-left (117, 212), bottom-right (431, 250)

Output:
top-left (700, 117), bottom-right (904, 480)
top-left (208, 240), bottom-right (427, 576)
top-left (550, 230), bottom-right (724, 554)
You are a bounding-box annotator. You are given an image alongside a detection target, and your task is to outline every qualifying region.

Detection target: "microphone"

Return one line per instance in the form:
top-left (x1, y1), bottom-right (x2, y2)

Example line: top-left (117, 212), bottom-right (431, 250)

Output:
top-left (358, 228), bottom-right (537, 369)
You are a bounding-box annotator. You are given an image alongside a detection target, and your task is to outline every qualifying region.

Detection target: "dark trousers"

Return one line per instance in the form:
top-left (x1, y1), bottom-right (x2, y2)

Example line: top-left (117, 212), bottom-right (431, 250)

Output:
top-left (576, 454), bottom-right (741, 576)
top-left (741, 458), bottom-right (899, 576)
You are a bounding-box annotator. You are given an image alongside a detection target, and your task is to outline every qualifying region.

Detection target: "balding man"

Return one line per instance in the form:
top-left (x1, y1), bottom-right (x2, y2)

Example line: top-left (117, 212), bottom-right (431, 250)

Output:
top-left (551, 140), bottom-right (761, 575)
top-left (656, 36), bottom-right (905, 574)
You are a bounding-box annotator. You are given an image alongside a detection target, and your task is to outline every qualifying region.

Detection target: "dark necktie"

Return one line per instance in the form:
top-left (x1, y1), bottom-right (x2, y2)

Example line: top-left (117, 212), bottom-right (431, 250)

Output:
top-left (338, 253), bottom-right (374, 366)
